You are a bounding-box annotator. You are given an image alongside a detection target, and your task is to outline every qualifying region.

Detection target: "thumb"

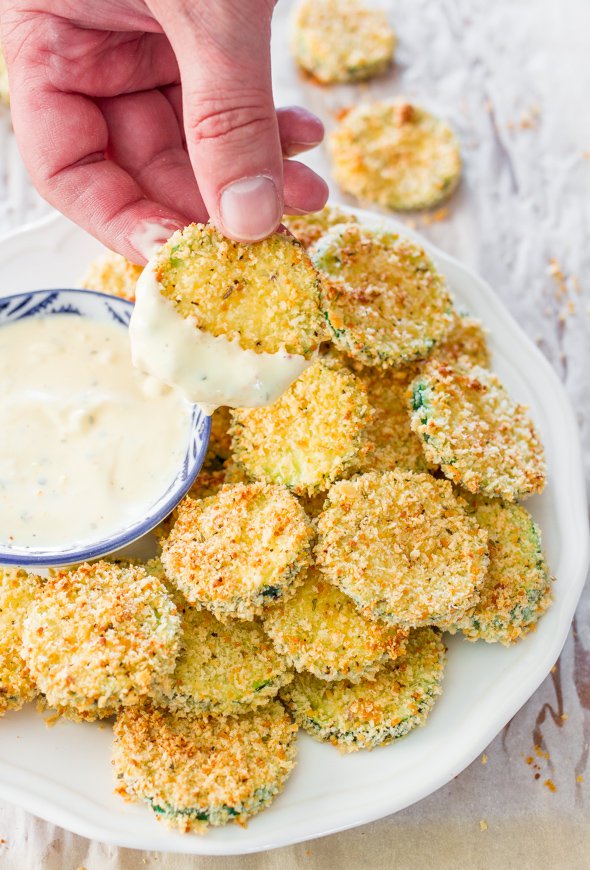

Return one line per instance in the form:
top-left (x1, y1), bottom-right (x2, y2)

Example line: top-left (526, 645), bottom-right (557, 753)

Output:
top-left (151, 0), bottom-right (283, 241)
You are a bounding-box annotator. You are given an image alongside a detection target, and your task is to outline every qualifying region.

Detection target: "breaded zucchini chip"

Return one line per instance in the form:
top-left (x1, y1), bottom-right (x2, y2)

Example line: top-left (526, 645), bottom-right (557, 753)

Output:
top-left (281, 627), bottom-right (445, 751)
top-left (431, 311), bottom-right (491, 369)
top-left (330, 101), bottom-right (461, 211)
top-left (81, 250), bottom-right (142, 301)
top-left (410, 361), bottom-right (546, 500)
top-left (284, 205), bottom-right (358, 250)
top-left (310, 224), bottom-right (454, 367)
top-left (22, 562), bottom-right (180, 720)
top-left (448, 498), bottom-right (552, 644)
top-left (231, 359), bottom-right (371, 496)
top-left (161, 484), bottom-right (314, 620)
top-left (113, 701), bottom-right (298, 833)
top-left (153, 223), bottom-right (324, 357)
top-left (316, 470), bottom-right (488, 627)
top-left (203, 406), bottom-right (232, 470)
top-left (0, 45), bottom-right (9, 107)
top-left (264, 567), bottom-right (407, 682)
top-left (156, 606), bottom-right (291, 714)
top-left (0, 568), bottom-right (42, 716)
top-left (356, 365), bottom-right (432, 473)
top-left (290, 0), bottom-right (395, 84)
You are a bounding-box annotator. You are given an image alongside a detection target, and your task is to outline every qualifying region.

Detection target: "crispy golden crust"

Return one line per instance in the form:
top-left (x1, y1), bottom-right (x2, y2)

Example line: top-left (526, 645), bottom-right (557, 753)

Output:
top-left (113, 701), bottom-right (298, 833)
top-left (329, 101), bottom-right (461, 211)
top-left (316, 470), bottom-right (488, 627)
top-left (264, 567), bottom-right (407, 682)
top-left (80, 251), bottom-right (142, 301)
top-left (446, 497), bottom-right (552, 644)
top-left (22, 562), bottom-right (180, 720)
top-left (0, 568), bottom-right (42, 716)
top-left (310, 224), bottom-right (455, 367)
top-left (290, 0), bottom-right (395, 84)
top-left (156, 606), bottom-right (292, 714)
top-left (281, 628), bottom-right (445, 751)
top-left (230, 359), bottom-right (371, 496)
top-left (409, 361), bottom-right (546, 500)
top-left (284, 206), bottom-right (358, 250)
top-left (161, 483), bottom-right (315, 620)
top-left (154, 223), bottom-right (324, 356)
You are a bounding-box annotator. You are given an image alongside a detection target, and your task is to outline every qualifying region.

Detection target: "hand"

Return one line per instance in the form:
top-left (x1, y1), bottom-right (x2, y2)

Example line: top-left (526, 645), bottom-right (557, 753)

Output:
top-left (0, 0), bottom-right (328, 260)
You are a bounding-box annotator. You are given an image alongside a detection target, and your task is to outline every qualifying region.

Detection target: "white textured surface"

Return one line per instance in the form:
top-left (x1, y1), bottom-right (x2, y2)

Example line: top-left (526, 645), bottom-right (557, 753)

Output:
top-left (1, 0), bottom-right (590, 866)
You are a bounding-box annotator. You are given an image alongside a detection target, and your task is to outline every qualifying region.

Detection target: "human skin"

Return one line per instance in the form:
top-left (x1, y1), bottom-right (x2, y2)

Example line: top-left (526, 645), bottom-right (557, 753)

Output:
top-left (0, 0), bottom-right (328, 260)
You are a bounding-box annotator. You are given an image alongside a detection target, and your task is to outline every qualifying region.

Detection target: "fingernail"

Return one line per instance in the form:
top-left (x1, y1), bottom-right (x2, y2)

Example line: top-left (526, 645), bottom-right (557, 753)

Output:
top-left (283, 140), bottom-right (322, 158)
top-left (219, 176), bottom-right (281, 241)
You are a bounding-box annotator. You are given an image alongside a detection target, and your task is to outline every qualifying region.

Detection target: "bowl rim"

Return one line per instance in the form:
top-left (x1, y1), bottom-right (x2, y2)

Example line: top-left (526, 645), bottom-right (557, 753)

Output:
top-left (0, 287), bottom-right (211, 566)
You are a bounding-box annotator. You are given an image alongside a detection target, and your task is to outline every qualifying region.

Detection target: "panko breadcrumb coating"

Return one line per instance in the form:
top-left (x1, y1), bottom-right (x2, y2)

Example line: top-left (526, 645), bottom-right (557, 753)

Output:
top-left (113, 701), bottom-right (298, 833)
top-left (22, 562), bottom-right (180, 720)
top-left (329, 101), bottom-right (461, 211)
top-left (290, 0), bottom-right (395, 84)
top-left (81, 251), bottom-right (142, 301)
top-left (156, 605), bottom-right (292, 714)
top-left (284, 206), bottom-right (358, 250)
top-left (281, 627), bottom-right (445, 751)
top-left (0, 46), bottom-right (9, 106)
top-left (410, 361), bottom-right (546, 500)
top-left (230, 359), bottom-right (371, 496)
top-left (161, 484), bottom-right (314, 620)
top-left (356, 365), bottom-right (432, 473)
top-left (310, 224), bottom-right (455, 368)
top-left (447, 497), bottom-right (552, 644)
top-left (431, 312), bottom-right (491, 369)
top-left (0, 568), bottom-right (42, 716)
top-left (203, 406), bottom-right (232, 469)
top-left (153, 223), bottom-right (324, 356)
top-left (264, 567), bottom-right (408, 683)
top-left (316, 470), bottom-right (488, 627)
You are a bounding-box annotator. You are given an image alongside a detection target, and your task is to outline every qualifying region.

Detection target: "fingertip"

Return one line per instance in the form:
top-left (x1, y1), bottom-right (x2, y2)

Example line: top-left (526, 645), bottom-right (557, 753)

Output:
top-left (217, 175), bottom-right (282, 242)
top-left (283, 161), bottom-right (329, 214)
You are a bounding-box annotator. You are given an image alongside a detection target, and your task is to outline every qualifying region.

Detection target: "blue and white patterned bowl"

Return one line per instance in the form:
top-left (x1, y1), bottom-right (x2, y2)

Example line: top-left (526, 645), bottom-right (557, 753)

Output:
top-left (0, 289), bottom-right (211, 566)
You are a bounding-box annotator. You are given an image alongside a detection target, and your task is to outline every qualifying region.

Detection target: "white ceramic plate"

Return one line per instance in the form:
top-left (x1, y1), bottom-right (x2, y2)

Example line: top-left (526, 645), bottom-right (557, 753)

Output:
top-left (0, 210), bottom-right (587, 856)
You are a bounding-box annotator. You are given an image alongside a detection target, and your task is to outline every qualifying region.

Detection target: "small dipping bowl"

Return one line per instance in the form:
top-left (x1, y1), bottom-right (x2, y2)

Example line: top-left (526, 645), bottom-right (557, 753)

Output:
top-left (0, 289), bottom-right (211, 566)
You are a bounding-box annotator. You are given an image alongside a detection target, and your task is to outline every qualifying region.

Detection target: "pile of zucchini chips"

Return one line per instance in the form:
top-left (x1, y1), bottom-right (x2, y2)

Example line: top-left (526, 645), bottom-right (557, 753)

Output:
top-left (0, 204), bottom-right (550, 836)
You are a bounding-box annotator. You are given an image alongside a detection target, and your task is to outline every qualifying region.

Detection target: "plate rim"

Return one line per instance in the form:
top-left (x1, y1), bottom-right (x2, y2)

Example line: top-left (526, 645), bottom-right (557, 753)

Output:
top-left (0, 208), bottom-right (587, 856)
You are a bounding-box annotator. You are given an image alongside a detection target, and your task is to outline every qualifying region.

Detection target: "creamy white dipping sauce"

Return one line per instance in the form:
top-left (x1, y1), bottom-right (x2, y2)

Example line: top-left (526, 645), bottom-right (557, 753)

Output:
top-left (0, 315), bottom-right (192, 550)
top-left (129, 254), bottom-right (312, 415)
